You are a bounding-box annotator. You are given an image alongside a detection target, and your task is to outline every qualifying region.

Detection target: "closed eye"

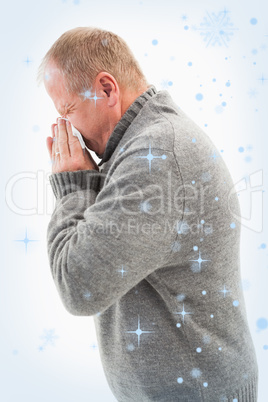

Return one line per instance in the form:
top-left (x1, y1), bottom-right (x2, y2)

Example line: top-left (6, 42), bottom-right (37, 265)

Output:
top-left (60, 109), bottom-right (72, 118)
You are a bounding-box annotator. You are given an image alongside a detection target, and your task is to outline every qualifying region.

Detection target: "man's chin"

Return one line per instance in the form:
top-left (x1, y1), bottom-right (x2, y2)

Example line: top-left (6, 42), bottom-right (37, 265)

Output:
top-left (84, 140), bottom-right (102, 158)
top-left (84, 140), bottom-right (93, 151)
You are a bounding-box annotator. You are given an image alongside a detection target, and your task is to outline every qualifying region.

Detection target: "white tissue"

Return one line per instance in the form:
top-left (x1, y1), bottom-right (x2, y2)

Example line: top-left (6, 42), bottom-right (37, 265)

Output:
top-left (59, 118), bottom-right (86, 152)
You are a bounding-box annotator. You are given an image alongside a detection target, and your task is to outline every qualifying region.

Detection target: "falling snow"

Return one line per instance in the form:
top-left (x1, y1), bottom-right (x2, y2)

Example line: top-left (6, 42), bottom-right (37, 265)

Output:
top-left (192, 8), bottom-right (238, 48)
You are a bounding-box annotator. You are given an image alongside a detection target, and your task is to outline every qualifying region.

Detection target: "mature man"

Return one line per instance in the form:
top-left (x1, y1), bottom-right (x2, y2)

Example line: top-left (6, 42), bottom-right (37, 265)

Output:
top-left (37, 27), bottom-right (258, 401)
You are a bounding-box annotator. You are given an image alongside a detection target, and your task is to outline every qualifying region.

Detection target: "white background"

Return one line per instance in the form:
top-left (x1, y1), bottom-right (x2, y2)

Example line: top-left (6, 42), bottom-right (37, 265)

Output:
top-left (1, 0), bottom-right (267, 401)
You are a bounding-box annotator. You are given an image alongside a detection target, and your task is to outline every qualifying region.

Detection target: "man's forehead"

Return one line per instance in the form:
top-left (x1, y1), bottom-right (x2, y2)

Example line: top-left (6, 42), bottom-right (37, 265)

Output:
top-left (45, 61), bottom-right (61, 78)
top-left (44, 63), bottom-right (78, 115)
top-left (44, 62), bottom-right (67, 94)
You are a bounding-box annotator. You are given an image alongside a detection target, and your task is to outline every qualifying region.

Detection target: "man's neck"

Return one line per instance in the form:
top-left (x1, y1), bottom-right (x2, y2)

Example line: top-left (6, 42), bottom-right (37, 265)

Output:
top-left (95, 85), bottom-right (149, 157)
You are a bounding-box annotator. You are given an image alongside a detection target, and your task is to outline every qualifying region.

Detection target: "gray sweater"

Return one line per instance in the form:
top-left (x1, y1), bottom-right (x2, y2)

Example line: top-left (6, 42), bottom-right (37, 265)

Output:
top-left (48, 85), bottom-right (259, 401)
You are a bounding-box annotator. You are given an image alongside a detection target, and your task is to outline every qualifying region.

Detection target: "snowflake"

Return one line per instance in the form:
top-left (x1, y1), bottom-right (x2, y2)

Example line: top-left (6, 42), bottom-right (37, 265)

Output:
top-left (160, 79), bottom-right (173, 90)
top-left (39, 328), bottom-right (59, 349)
top-left (192, 8), bottom-right (238, 48)
top-left (191, 367), bottom-right (202, 378)
top-left (204, 225), bottom-right (213, 235)
top-left (176, 293), bottom-right (186, 302)
top-left (201, 171), bottom-right (212, 182)
top-left (247, 88), bottom-right (258, 98)
top-left (240, 279), bottom-right (251, 291)
top-left (83, 291), bottom-right (91, 299)
top-left (176, 220), bottom-right (190, 235)
top-left (203, 334), bottom-right (211, 344)
top-left (139, 200), bottom-right (152, 213)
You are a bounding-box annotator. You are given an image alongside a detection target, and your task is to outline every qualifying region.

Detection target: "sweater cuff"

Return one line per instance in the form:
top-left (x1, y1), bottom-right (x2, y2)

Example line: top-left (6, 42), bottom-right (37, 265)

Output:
top-left (49, 169), bottom-right (101, 200)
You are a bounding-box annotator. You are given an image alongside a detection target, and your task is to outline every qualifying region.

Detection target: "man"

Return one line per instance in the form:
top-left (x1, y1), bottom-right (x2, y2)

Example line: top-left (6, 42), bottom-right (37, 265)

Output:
top-left (37, 27), bottom-right (258, 401)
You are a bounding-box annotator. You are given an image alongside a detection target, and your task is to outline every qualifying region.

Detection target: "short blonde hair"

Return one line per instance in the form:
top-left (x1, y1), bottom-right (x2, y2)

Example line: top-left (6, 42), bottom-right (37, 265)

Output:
top-left (36, 26), bottom-right (149, 95)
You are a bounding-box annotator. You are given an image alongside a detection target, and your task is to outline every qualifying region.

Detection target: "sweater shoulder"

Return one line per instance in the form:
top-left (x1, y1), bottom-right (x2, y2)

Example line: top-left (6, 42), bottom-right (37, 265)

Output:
top-left (122, 90), bottom-right (209, 155)
top-left (122, 96), bottom-right (178, 155)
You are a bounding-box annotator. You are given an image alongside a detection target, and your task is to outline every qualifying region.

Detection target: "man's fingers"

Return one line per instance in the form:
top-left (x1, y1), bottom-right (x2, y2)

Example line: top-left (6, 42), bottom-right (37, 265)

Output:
top-left (47, 124), bottom-right (57, 163)
top-left (51, 123), bottom-right (57, 138)
top-left (52, 125), bottom-right (58, 163)
top-left (57, 118), bottom-right (70, 158)
top-left (65, 120), bottom-right (84, 158)
top-left (46, 137), bottom-right (53, 159)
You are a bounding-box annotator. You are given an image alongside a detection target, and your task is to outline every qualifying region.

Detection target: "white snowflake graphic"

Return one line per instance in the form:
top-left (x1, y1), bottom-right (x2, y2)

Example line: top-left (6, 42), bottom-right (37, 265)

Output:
top-left (160, 79), bottom-right (173, 90)
top-left (192, 8), bottom-right (238, 48)
top-left (247, 88), bottom-right (258, 99)
top-left (39, 328), bottom-right (59, 351)
top-left (240, 279), bottom-right (251, 291)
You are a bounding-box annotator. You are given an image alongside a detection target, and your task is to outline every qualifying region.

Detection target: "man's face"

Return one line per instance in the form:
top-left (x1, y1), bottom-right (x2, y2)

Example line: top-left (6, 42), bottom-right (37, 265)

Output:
top-left (43, 61), bottom-right (108, 151)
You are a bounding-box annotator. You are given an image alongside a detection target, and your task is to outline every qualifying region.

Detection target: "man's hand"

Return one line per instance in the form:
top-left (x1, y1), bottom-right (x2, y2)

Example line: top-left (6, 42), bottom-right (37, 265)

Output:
top-left (46, 117), bottom-right (99, 173)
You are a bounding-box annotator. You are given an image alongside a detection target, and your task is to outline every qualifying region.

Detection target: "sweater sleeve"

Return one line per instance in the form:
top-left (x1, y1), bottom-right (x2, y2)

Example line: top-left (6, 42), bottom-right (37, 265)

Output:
top-left (47, 147), bottom-right (182, 316)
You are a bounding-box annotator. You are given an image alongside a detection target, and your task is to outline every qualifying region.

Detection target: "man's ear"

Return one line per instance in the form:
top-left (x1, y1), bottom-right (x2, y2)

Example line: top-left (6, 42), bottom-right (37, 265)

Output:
top-left (98, 75), bottom-right (119, 108)
top-left (100, 79), bottom-right (113, 97)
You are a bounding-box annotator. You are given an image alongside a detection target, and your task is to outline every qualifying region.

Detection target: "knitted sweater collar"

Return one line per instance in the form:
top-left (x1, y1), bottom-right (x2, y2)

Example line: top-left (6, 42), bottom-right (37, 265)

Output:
top-left (96, 84), bottom-right (157, 167)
